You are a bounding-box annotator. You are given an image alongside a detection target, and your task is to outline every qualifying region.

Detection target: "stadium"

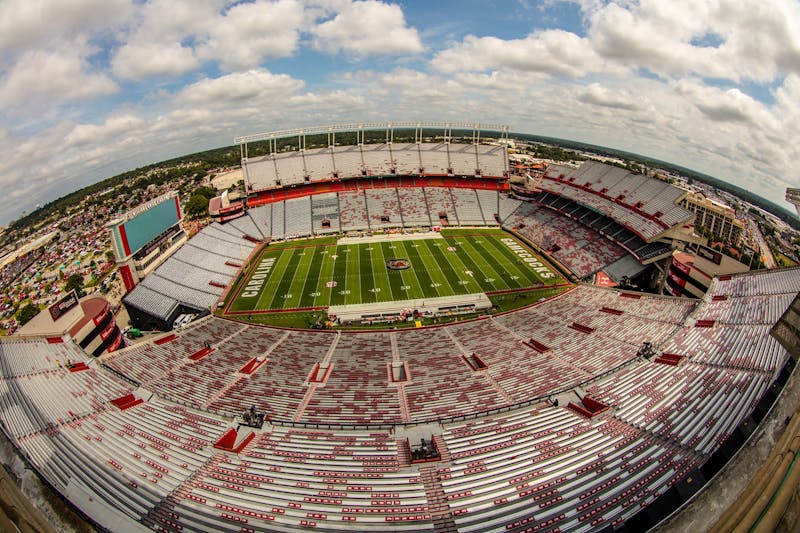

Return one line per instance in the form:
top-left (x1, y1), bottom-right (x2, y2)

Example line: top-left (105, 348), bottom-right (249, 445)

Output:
top-left (1, 122), bottom-right (799, 532)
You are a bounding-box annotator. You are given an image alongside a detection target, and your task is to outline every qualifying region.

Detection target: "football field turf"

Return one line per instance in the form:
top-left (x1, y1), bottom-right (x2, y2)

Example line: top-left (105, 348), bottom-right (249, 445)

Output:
top-left (227, 228), bottom-right (562, 312)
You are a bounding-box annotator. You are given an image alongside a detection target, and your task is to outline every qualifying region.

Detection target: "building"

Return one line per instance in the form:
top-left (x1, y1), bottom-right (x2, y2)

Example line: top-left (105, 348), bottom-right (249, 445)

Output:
top-left (107, 191), bottom-right (186, 293)
top-left (16, 291), bottom-right (123, 355)
top-left (787, 188), bottom-right (800, 218)
top-left (679, 191), bottom-right (745, 246)
top-left (666, 247), bottom-right (750, 298)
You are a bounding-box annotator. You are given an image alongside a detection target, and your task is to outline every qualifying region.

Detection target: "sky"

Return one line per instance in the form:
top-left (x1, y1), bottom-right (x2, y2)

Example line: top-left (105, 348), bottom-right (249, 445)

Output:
top-left (1, 0), bottom-right (800, 225)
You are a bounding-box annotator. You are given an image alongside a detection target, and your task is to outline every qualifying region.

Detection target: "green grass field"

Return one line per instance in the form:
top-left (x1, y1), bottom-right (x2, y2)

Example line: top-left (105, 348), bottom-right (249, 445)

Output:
top-left (227, 228), bottom-right (564, 314)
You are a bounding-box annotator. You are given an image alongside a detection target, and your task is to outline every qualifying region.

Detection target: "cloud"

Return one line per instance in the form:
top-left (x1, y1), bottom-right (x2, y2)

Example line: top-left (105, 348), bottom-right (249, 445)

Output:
top-left (0, 39), bottom-right (117, 110)
top-left (312, 1), bottom-right (423, 56)
top-left (577, 83), bottom-right (643, 111)
top-left (63, 114), bottom-right (146, 149)
top-left (112, 42), bottom-right (198, 80)
top-left (175, 69), bottom-right (305, 107)
top-left (587, 0), bottom-right (800, 83)
top-left (0, 0), bottom-right (132, 52)
top-left (431, 30), bottom-right (602, 77)
top-left (197, 0), bottom-right (308, 71)
top-left (110, 0), bottom-right (223, 80)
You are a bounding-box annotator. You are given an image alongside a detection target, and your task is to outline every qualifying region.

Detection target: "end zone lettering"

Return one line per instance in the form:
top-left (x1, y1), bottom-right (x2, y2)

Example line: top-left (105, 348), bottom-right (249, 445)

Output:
top-left (241, 257), bottom-right (276, 297)
top-left (501, 238), bottom-right (555, 279)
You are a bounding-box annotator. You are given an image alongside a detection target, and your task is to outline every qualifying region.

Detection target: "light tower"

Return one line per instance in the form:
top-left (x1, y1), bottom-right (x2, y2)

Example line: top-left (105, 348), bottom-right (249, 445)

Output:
top-left (787, 188), bottom-right (800, 218)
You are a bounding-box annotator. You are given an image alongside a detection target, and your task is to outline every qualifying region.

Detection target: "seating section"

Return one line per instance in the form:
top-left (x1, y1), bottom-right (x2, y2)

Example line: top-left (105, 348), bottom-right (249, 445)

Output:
top-left (425, 187), bottom-right (459, 226)
top-left (338, 190), bottom-right (370, 231)
top-left (207, 331), bottom-right (332, 421)
top-left (311, 193), bottom-right (341, 234)
top-left (172, 427), bottom-right (432, 531)
top-left (284, 197), bottom-right (313, 238)
top-left (475, 189), bottom-right (499, 223)
top-left (4, 255), bottom-right (798, 530)
top-left (365, 189), bottom-right (402, 229)
top-left (301, 334), bottom-right (402, 424)
top-left (505, 202), bottom-right (627, 279)
top-left (533, 191), bottom-right (674, 261)
top-left (542, 161), bottom-right (693, 240)
top-left (243, 142), bottom-right (507, 191)
top-left (396, 329), bottom-right (509, 422)
top-left (587, 361), bottom-right (772, 455)
top-left (248, 204), bottom-right (272, 238)
top-left (450, 189), bottom-right (486, 225)
top-left (124, 221), bottom-right (259, 322)
top-left (397, 188), bottom-right (432, 226)
top-left (441, 407), bottom-right (701, 532)
top-left (393, 143), bottom-right (423, 174)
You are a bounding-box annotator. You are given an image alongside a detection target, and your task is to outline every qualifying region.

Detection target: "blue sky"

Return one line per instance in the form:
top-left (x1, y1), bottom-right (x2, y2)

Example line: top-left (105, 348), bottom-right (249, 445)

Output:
top-left (1, 0), bottom-right (799, 225)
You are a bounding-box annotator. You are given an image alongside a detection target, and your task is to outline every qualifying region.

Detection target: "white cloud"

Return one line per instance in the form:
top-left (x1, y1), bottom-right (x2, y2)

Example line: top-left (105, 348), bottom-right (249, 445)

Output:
top-left (113, 42), bottom-right (198, 80)
top-left (175, 69), bottom-right (305, 107)
top-left (431, 30), bottom-right (602, 77)
top-left (577, 83), bottom-right (642, 111)
top-left (587, 0), bottom-right (800, 83)
top-left (0, 40), bottom-right (117, 110)
top-left (109, 0), bottom-right (222, 80)
top-left (313, 1), bottom-right (423, 56)
top-left (0, 0), bottom-right (132, 52)
top-left (63, 114), bottom-right (146, 149)
top-left (198, 0), bottom-right (308, 71)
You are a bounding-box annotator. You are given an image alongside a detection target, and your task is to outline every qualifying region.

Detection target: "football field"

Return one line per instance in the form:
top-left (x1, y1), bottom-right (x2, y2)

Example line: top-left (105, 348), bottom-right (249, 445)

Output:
top-left (227, 228), bottom-right (562, 313)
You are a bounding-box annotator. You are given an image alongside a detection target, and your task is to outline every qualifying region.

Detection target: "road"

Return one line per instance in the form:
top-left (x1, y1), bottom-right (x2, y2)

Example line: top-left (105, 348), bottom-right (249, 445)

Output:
top-left (749, 221), bottom-right (776, 269)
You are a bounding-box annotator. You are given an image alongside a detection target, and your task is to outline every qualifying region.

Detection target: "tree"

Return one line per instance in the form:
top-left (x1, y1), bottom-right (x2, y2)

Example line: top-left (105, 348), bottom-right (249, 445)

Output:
top-left (193, 186), bottom-right (217, 200)
top-left (16, 304), bottom-right (39, 326)
top-left (185, 194), bottom-right (210, 219)
top-left (64, 273), bottom-right (84, 296)
top-left (106, 249), bottom-right (115, 263)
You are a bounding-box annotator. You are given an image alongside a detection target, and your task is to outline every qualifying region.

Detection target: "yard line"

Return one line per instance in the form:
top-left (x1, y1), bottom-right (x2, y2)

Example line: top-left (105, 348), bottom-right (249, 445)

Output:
top-left (371, 242), bottom-right (397, 302)
top-left (287, 247), bottom-right (317, 308)
top-left (266, 248), bottom-right (304, 310)
top-left (454, 236), bottom-right (513, 291)
top-left (315, 243), bottom-right (337, 307)
top-left (299, 246), bottom-right (325, 308)
top-left (414, 239), bottom-right (454, 296)
top-left (328, 244), bottom-right (349, 307)
top-left (380, 242), bottom-right (411, 301)
top-left (359, 243), bottom-right (378, 303)
top-left (421, 239), bottom-right (472, 295)
top-left (398, 240), bottom-right (439, 298)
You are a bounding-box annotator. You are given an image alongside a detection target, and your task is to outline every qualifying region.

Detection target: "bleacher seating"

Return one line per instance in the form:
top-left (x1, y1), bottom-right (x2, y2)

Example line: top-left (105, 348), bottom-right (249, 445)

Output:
top-left (4, 165), bottom-right (799, 533)
top-left (425, 188), bottom-right (459, 226)
top-left (364, 189), bottom-right (402, 229)
top-left (505, 202), bottom-right (627, 279)
top-left (284, 197), bottom-right (313, 238)
top-left (397, 188), bottom-right (432, 226)
top-left (338, 191), bottom-right (370, 231)
top-left (311, 193), bottom-right (341, 234)
top-left (542, 161), bottom-right (693, 240)
top-left (450, 189), bottom-right (486, 225)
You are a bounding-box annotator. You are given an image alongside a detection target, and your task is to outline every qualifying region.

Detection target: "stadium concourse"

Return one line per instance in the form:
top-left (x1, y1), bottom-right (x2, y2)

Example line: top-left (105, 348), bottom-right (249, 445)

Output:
top-left (0, 267), bottom-right (797, 532)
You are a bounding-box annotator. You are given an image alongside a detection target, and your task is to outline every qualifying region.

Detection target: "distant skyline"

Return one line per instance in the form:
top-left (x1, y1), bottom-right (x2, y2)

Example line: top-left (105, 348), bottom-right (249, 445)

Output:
top-left (1, 0), bottom-right (799, 225)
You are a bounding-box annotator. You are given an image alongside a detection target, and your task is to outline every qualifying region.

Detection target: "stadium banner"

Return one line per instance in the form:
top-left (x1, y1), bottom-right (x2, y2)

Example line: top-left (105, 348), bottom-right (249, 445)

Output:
top-left (120, 265), bottom-right (136, 292)
top-left (48, 290), bottom-right (79, 322)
